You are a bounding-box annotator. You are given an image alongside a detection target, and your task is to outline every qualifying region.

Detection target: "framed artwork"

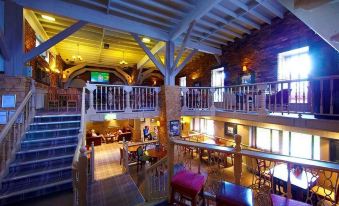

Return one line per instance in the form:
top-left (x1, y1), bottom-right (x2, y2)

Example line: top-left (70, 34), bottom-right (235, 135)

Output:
top-left (224, 122), bottom-right (237, 136)
top-left (2, 94), bottom-right (16, 108)
top-left (0, 111), bottom-right (7, 124)
top-left (169, 120), bottom-right (180, 137)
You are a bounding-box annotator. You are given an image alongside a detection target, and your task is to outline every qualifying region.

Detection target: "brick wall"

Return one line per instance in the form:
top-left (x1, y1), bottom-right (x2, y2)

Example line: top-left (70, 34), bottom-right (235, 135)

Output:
top-left (176, 12), bottom-right (339, 86)
top-left (221, 12), bottom-right (339, 84)
top-left (176, 54), bottom-right (219, 87)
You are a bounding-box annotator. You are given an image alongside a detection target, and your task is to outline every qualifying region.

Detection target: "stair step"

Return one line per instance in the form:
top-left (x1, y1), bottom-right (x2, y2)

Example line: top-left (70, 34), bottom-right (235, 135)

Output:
top-left (2, 166), bottom-right (72, 190)
top-left (0, 178), bottom-right (72, 205)
top-left (25, 128), bottom-right (80, 140)
top-left (15, 145), bottom-right (76, 162)
top-left (21, 136), bottom-right (78, 150)
top-left (29, 120), bottom-right (80, 131)
top-left (10, 154), bottom-right (74, 174)
top-left (33, 114), bottom-right (80, 123)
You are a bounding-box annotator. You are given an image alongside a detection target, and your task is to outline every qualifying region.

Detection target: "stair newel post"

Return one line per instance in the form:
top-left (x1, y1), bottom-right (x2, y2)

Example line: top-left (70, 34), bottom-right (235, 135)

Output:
top-left (86, 82), bottom-right (97, 115)
top-left (234, 134), bottom-right (242, 185)
top-left (123, 86), bottom-right (132, 113)
top-left (90, 142), bottom-right (95, 183)
top-left (78, 146), bottom-right (88, 206)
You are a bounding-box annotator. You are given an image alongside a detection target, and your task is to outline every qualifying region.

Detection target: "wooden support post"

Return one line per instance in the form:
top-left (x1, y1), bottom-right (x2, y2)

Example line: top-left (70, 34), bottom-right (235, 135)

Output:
top-left (78, 147), bottom-right (88, 206)
top-left (165, 41), bottom-right (175, 85)
top-left (234, 134), bottom-right (242, 185)
top-left (4, 1), bottom-right (24, 76)
top-left (124, 86), bottom-right (132, 112)
top-left (258, 84), bottom-right (268, 115)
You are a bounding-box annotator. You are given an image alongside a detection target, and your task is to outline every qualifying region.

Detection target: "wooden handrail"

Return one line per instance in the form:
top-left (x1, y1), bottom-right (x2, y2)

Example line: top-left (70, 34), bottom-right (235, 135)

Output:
top-left (147, 156), bottom-right (168, 171)
top-left (172, 138), bottom-right (339, 172)
top-left (0, 90), bottom-right (33, 142)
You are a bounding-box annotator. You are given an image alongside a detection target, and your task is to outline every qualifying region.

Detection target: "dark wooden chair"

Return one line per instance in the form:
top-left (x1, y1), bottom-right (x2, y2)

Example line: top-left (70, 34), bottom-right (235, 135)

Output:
top-left (216, 181), bottom-right (252, 206)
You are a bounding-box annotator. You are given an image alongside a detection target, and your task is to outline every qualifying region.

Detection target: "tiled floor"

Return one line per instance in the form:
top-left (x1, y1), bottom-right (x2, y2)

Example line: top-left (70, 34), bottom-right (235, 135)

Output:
top-left (88, 143), bottom-right (145, 206)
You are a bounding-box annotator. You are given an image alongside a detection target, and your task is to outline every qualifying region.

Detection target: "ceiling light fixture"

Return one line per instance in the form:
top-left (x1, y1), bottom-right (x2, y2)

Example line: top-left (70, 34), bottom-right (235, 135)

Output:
top-left (41, 14), bottom-right (55, 22)
top-left (72, 43), bottom-right (83, 62)
top-left (142, 37), bottom-right (151, 43)
top-left (119, 51), bottom-right (128, 65)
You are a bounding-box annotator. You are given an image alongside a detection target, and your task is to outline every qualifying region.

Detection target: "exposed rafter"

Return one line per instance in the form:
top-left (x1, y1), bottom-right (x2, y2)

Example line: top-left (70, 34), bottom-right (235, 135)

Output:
top-left (255, 0), bottom-right (284, 18)
top-left (24, 20), bottom-right (87, 62)
top-left (215, 6), bottom-right (260, 29)
top-left (14, 0), bottom-right (170, 41)
top-left (173, 21), bottom-right (195, 69)
top-left (207, 13), bottom-right (251, 34)
top-left (173, 49), bottom-right (198, 76)
top-left (137, 42), bottom-right (165, 69)
top-left (170, 0), bottom-right (222, 40)
top-left (131, 33), bottom-right (165, 74)
top-left (229, 0), bottom-right (271, 24)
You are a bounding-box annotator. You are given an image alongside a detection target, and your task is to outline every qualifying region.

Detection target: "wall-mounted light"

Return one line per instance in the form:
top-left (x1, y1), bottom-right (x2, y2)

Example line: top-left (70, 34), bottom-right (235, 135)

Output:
top-left (41, 15), bottom-right (55, 22)
top-left (104, 113), bottom-right (117, 120)
top-left (242, 65), bottom-right (247, 72)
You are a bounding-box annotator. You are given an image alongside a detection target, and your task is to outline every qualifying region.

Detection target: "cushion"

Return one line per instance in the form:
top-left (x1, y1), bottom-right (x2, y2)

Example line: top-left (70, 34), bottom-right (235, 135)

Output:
top-left (216, 181), bottom-right (253, 206)
top-left (171, 170), bottom-right (206, 197)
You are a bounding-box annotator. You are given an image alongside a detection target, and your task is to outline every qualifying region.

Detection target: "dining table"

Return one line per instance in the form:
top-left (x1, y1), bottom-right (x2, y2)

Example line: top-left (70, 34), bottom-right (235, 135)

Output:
top-left (270, 164), bottom-right (318, 201)
top-left (146, 146), bottom-right (167, 160)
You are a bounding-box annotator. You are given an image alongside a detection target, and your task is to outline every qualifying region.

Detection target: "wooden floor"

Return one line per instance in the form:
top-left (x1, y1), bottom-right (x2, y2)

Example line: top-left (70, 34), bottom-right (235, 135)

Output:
top-left (88, 143), bottom-right (145, 206)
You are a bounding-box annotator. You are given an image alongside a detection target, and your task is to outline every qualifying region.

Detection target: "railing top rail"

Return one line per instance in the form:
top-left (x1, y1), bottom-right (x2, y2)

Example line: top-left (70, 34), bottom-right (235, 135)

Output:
top-left (172, 139), bottom-right (339, 172)
top-left (0, 90), bottom-right (33, 143)
top-left (88, 83), bottom-right (160, 89)
top-left (146, 156), bottom-right (168, 171)
top-left (128, 140), bottom-right (159, 147)
top-left (180, 75), bottom-right (339, 90)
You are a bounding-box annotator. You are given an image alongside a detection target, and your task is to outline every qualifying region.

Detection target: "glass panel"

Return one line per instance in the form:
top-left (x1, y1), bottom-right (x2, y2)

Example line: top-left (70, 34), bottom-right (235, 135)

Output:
top-left (256, 127), bottom-right (271, 151)
top-left (272, 130), bottom-right (280, 153)
top-left (290, 132), bottom-right (312, 159)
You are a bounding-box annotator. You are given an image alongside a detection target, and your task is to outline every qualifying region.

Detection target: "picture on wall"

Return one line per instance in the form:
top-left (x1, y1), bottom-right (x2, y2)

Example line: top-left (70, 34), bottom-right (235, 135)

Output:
top-left (224, 122), bottom-right (237, 136)
top-left (0, 111), bottom-right (7, 124)
top-left (169, 120), bottom-right (180, 137)
top-left (2, 94), bottom-right (16, 108)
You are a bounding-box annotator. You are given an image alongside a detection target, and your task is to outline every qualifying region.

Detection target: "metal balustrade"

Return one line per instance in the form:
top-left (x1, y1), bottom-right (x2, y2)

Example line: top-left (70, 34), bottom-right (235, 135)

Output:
top-left (85, 83), bottom-right (160, 114)
top-left (167, 136), bottom-right (339, 205)
top-left (180, 76), bottom-right (339, 117)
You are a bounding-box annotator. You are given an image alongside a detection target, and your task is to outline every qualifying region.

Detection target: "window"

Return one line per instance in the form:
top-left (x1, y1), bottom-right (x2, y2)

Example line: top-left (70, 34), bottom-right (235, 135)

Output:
top-left (36, 36), bottom-right (49, 63)
top-left (200, 119), bottom-right (206, 134)
top-left (278, 47), bottom-right (311, 103)
top-left (206, 120), bottom-right (214, 136)
top-left (179, 76), bottom-right (186, 87)
top-left (194, 118), bottom-right (200, 131)
top-left (211, 67), bottom-right (224, 102)
top-left (255, 127), bottom-right (320, 160)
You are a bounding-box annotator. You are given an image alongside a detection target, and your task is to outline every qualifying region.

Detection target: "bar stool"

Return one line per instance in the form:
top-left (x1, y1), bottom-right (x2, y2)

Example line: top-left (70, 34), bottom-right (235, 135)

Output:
top-left (216, 181), bottom-right (253, 206)
top-left (170, 170), bottom-right (206, 206)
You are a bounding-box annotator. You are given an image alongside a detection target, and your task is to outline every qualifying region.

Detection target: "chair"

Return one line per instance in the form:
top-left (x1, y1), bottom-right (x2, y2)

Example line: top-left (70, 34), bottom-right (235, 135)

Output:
top-left (66, 88), bottom-right (79, 112)
top-left (47, 88), bottom-right (59, 111)
top-left (170, 170), bottom-right (206, 206)
top-left (255, 159), bottom-right (271, 189)
top-left (136, 146), bottom-right (149, 172)
top-left (216, 181), bottom-right (253, 206)
top-left (266, 89), bottom-right (291, 110)
top-left (310, 184), bottom-right (339, 205)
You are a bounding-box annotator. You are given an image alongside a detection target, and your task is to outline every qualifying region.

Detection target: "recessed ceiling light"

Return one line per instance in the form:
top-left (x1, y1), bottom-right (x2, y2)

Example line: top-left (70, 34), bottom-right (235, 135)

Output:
top-left (41, 15), bottom-right (55, 22)
top-left (142, 37), bottom-right (151, 43)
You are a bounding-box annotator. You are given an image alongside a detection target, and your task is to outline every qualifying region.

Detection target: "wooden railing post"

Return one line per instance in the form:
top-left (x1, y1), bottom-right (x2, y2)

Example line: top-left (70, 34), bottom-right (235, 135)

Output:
top-left (90, 142), bottom-right (95, 183)
top-left (234, 134), bottom-right (242, 185)
top-left (209, 88), bottom-right (216, 111)
top-left (86, 82), bottom-right (97, 114)
top-left (78, 147), bottom-right (88, 206)
top-left (124, 86), bottom-right (132, 112)
top-left (257, 84), bottom-right (268, 115)
top-left (123, 140), bottom-right (129, 174)
top-left (167, 138), bottom-right (174, 200)
top-left (155, 87), bottom-right (160, 111)
top-left (181, 87), bottom-right (188, 111)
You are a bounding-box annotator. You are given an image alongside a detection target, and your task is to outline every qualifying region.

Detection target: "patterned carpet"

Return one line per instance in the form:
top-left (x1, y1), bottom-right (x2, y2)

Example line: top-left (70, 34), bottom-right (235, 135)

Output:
top-left (88, 143), bottom-right (145, 206)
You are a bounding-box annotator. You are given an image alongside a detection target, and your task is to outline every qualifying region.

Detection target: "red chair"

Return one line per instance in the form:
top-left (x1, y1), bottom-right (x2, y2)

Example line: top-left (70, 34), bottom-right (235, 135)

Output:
top-left (170, 170), bottom-right (206, 206)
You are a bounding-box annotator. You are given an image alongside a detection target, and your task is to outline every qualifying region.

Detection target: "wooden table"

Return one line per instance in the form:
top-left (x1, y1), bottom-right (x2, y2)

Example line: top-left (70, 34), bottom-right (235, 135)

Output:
top-left (127, 145), bottom-right (140, 153)
top-left (146, 147), bottom-right (167, 159)
top-left (271, 164), bottom-right (318, 201)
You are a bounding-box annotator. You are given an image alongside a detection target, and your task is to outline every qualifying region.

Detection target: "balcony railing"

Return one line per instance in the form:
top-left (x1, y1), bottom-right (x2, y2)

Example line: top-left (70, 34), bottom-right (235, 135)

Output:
top-left (85, 83), bottom-right (160, 114)
top-left (181, 76), bottom-right (339, 117)
top-left (166, 135), bottom-right (339, 205)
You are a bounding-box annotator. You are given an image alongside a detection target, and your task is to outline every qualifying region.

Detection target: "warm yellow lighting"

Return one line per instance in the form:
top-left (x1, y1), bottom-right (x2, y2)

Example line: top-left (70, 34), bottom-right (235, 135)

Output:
top-left (142, 37), bottom-right (151, 43)
top-left (242, 65), bottom-right (247, 72)
top-left (41, 15), bottom-right (55, 22)
top-left (105, 113), bottom-right (117, 120)
top-left (63, 74), bottom-right (66, 79)
top-left (156, 121), bottom-right (160, 126)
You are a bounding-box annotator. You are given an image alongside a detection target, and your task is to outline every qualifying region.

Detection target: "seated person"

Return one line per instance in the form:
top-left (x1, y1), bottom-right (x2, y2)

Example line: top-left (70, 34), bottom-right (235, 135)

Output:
top-left (143, 126), bottom-right (152, 140)
top-left (91, 129), bottom-right (105, 143)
